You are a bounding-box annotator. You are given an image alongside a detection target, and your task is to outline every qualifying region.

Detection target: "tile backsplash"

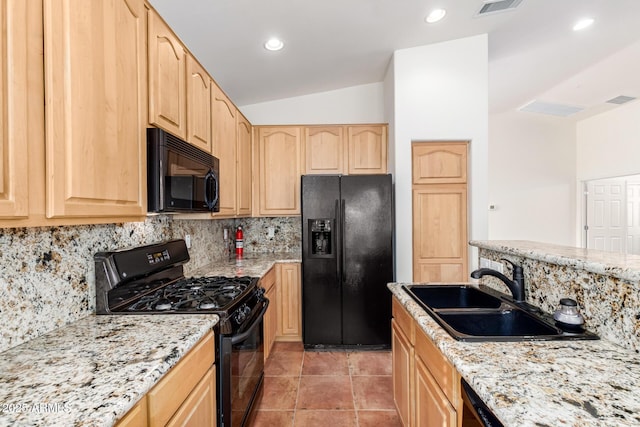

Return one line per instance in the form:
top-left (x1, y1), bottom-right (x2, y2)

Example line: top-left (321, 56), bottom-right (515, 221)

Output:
top-left (0, 215), bottom-right (300, 353)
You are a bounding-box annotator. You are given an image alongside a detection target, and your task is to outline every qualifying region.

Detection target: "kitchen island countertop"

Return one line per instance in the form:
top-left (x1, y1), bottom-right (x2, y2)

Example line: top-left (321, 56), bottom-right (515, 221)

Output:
top-left (389, 283), bottom-right (640, 427)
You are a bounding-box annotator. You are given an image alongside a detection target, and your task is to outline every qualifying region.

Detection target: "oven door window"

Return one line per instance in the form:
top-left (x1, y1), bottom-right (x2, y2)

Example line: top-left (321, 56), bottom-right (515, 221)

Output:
top-left (165, 151), bottom-right (215, 211)
top-left (231, 315), bottom-right (264, 426)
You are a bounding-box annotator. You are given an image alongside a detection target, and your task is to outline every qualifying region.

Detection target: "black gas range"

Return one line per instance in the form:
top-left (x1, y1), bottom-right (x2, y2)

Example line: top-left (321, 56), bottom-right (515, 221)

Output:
top-left (94, 239), bottom-right (266, 427)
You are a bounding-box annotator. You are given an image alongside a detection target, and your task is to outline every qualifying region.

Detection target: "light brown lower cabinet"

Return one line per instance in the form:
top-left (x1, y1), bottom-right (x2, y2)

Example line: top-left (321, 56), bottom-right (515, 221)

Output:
top-left (275, 263), bottom-right (302, 341)
top-left (261, 266), bottom-right (278, 361)
top-left (115, 331), bottom-right (216, 427)
top-left (115, 398), bottom-right (148, 427)
top-left (392, 319), bottom-right (414, 427)
top-left (392, 297), bottom-right (465, 427)
top-left (263, 262), bottom-right (302, 362)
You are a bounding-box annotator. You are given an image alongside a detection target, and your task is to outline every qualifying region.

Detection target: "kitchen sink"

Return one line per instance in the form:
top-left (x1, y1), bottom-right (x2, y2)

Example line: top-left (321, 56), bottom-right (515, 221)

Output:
top-left (438, 310), bottom-right (559, 337)
top-left (403, 284), bottom-right (599, 342)
top-left (408, 285), bottom-right (502, 309)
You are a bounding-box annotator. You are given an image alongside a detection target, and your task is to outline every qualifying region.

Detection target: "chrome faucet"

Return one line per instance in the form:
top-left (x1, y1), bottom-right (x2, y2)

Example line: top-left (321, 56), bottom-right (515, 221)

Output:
top-left (471, 259), bottom-right (525, 303)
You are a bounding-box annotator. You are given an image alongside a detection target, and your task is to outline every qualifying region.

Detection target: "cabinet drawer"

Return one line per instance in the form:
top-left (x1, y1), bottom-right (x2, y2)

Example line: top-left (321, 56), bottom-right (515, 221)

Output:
top-left (415, 326), bottom-right (458, 405)
top-left (148, 331), bottom-right (215, 427)
top-left (392, 297), bottom-right (415, 345)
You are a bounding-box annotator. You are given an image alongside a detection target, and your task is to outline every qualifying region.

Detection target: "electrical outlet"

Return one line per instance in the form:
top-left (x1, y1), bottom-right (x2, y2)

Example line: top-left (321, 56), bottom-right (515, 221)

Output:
top-left (480, 257), bottom-right (491, 268)
top-left (267, 227), bottom-right (275, 238)
top-left (185, 234), bottom-right (191, 249)
top-left (491, 260), bottom-right (504, 273)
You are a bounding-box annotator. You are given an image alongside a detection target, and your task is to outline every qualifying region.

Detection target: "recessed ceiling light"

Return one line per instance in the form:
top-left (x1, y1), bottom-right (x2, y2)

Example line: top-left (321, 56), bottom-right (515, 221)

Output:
top-left (573, 18), bottom-right (594, 31)
top-left (264, 38), bottom-right (284, 51)
top-left (425, 8), bottom-right (446, 23)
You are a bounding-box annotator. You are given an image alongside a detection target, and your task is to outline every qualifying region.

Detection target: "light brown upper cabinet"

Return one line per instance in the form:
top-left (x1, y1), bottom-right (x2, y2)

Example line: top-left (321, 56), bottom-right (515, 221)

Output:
top-left (303, 125), bottom-right (388, 175)
top-left (304, 126), bottom-right (345, 174)
top-left (44, 0), bottom-right (146, 218)
top-left (412, 142), bottom-right (468, 282)
top-left (236, 113), bottom-right (252, 217)
top-left (347, 125), bottom-right (387, 174)
top-left (0, 0), bottom-right (32, 219)
top-left (148, 8), bottom-right (187, 140)
top-left (254, 127), bottom-right (303, 216)
top-left (186, 54), bottom-right (212, 153)
top-left (412, 142), bottom-right (467, 184)
top-left (212, 84), bottom-right (237, 216)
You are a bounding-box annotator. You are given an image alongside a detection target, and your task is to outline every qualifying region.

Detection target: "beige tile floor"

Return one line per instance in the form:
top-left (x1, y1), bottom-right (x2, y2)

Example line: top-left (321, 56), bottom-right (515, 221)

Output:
top-left (252, 342), bottom-right (401, 427)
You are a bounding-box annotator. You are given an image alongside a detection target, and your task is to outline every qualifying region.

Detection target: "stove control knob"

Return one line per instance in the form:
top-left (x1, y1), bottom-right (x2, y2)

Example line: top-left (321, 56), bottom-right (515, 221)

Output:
top-left (234, 304), bottom-right (251, 324)
top-left (235, 311), bottom-right (246, 324)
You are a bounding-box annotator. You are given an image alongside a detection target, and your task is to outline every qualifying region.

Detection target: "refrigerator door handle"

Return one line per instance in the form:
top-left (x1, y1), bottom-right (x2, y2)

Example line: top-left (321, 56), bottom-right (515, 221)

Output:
top-left (340, 198), bottom-right (346, 283)
top-left (335, 199), bottom-right (342, 286)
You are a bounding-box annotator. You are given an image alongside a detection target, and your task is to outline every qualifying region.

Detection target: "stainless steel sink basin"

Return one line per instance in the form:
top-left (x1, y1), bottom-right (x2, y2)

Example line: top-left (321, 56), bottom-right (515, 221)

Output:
top-left (403, 284), bottom-right (598, 342)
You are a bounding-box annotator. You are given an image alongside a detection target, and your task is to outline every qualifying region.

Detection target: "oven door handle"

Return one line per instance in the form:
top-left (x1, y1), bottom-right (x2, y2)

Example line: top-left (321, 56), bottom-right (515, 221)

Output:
top-left (231, 299), bottom-right (269, 345)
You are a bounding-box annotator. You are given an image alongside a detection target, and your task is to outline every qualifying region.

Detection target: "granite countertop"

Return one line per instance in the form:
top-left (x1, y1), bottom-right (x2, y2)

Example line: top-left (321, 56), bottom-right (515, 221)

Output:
top-left (470, 240), bottom-right (640, 283)
top-left (0, 252), bottom-right (300, 427)
top-left (192, 251), bottom-right (301, 278)
top-left (0, 314), bottom-right (219, 427)
top-left (388, 283), bottom-right (640, 427)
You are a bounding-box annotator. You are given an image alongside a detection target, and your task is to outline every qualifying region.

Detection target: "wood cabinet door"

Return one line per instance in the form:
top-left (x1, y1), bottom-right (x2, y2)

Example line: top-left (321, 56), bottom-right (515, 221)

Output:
top-left (212, 84), bottom-right (237, 216)
top-left (415, 356), bottom-right (457, 427)
top-left (148, 8), bottom-right (186, 140)
top-left (264, 283), bottom-right (277, 361)
top-left (276, 263), bottom-right (301, 340)
top-left (392, 319), bottom-right (414, 427)
top-left (115, 398), bottom-right (148, 427)
top-left (412, 185), bottom-right (468, 282)
top-left (256, 127), bottom-right (303, 216)
top-left (261, 268), bottom-right (277, 361)
top-left (0, 0), bottom-right (32, 218)
top-left (186, 54), bottom-right (212, 152)
top-left (412, 142), bottom-right (468, 185)
top-left (44, 0), bottom-right (146, 218)
top-left (347, 125), bottom-right (387, 174)
top-left (166, 368), bottom-right (216, 427)
top-left (236, 114), bottom-right (252, 216)
top-left (304, 126), bottom-right (344, 174)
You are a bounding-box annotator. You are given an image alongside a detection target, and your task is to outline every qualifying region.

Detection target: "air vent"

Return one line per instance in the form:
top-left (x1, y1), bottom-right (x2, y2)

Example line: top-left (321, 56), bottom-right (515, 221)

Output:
top-left (518, 100), bottom-right (584, 117)
top-left (477, 0), bottom-right (524, 16)
top-left (606, 95), bottom-right (636, 105)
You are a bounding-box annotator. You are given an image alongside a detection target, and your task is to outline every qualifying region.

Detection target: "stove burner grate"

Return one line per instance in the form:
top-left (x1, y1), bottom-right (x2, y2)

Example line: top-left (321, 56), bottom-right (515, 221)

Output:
top-left (124, 275), bottom-right (256, 313)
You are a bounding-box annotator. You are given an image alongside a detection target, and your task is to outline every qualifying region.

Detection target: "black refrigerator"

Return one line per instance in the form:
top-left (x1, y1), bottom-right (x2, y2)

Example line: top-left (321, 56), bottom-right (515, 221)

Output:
top-left (301, 174), bottom-right (394, 349)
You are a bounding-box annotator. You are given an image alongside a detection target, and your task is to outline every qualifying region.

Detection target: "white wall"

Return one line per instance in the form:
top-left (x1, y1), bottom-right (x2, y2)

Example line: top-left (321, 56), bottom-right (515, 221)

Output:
top-left (389, 35), bottom-right (489, 282)
top-left (239, 82), bottom-right (385, 125)
top-left (577, 100), bottom-right (640, 181)
top-left (489, 111), bottom-right (576, 245)
top-left (576, 100), bottom-right (640, 245)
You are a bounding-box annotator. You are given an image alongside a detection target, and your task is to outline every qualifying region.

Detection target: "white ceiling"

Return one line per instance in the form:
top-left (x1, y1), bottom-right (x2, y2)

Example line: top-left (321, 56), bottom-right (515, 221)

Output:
top-left (149, 0), bottom-right (640, 119)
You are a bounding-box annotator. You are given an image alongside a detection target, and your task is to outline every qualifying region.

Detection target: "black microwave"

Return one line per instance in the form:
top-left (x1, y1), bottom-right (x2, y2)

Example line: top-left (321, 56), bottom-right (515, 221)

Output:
top-left (147, 128), bottom-right (219, 213)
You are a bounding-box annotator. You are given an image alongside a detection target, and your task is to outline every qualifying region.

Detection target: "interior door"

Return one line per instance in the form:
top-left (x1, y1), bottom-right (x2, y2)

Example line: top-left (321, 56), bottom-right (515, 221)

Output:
top-left (586, 179), bottom-right (626, 253)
